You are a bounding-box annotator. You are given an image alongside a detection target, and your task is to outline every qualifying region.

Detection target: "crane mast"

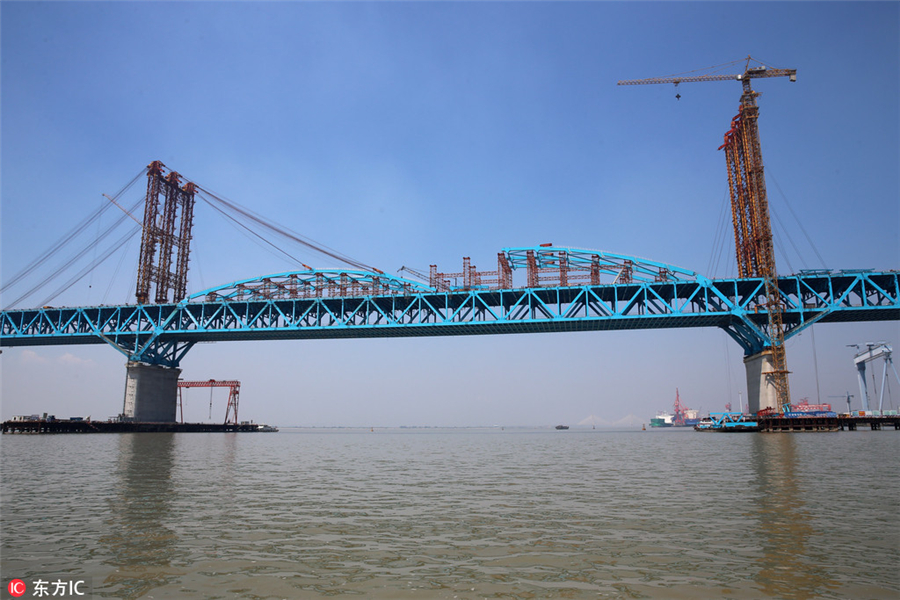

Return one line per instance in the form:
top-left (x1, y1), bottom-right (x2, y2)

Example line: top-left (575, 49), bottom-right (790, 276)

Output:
top-left (618, 57), bottom-right (797, 412)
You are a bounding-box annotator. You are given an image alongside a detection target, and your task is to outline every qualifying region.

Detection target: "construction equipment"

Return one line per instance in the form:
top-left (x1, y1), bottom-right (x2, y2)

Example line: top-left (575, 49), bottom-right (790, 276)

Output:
top-left (851, 343), bottom-right (900, 412)
top-left (177, 379), bottom-right (241, 425)
top-left (617, 56), bottom-right (796, 89)
top-left (398, 266), bottom-right (431, 283)
top-left (828, 393), bottom-right (855, 415)
top-left (673, 388), bottom-right (688, 426)
top-left (618, 56), bottom-right (797, 412)
top-left (136, 161), bottom-right (197, 304)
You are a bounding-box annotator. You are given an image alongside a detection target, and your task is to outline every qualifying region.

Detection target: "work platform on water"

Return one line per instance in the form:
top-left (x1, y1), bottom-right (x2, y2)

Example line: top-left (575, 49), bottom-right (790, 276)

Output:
top-left (760, 414), bottom-right (900, 432)
top-left (695, 412), bottom-right (900, 433)
top-left (1, 419), bottom-right (277, 434)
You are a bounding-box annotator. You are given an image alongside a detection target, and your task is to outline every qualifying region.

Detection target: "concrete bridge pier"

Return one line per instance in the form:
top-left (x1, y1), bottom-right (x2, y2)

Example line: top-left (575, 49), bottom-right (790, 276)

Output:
top-left (743, 349), bottom-right (780, 414)
top-left (122, 361), bottom-right (180, 422)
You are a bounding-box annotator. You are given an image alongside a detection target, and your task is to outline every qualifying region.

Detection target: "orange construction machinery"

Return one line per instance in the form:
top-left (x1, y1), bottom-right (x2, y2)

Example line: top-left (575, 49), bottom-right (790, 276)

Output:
top-left (619, 56), bottom-right (797, 412)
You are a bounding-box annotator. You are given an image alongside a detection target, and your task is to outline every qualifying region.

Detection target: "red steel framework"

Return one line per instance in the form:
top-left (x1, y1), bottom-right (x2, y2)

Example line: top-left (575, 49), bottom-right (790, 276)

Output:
top-left (430, 253), bottom-right (513, 291)
top-left (618, 57), bottom-right (796, 412)
top-left (719, 82), bottom-right (791, 410)
top-left (135, 161), bottom-right (196, 304)
top-left (672, 388), bottom-right (687, 426)
top-left (524, 249), bottom-right (608, 287)
top-left (177, 379), bottom-right (241, 425)
top-left (430, 251), bottom-right (611, 292)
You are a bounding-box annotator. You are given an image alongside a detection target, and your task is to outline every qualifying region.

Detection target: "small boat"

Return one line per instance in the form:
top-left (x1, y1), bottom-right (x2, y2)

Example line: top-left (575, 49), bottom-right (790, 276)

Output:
top-left (256, 424), bottom-right (278, 432)
top-left (694, 412), bottom-right (758, 432)
top-left (695, 416), bottom-right (715, 430)
top-left (555, 425), bottom-right (569, 430)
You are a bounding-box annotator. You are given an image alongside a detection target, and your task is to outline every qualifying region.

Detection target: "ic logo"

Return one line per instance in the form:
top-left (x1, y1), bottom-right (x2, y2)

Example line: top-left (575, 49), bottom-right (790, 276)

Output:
top-left (7, 579), bottom-right (26, 597)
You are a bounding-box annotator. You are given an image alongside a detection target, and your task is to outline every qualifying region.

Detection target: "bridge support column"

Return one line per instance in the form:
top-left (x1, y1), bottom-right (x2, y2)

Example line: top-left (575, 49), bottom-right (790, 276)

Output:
top-left (744, 349), bottom-right (780, 414)
top-left (122, 362), bottom-right (180, 422)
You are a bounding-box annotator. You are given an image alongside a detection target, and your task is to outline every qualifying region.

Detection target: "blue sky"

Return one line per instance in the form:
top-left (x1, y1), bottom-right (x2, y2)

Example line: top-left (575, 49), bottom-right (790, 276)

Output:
top-left (2, 1), bottom-right (898, 426)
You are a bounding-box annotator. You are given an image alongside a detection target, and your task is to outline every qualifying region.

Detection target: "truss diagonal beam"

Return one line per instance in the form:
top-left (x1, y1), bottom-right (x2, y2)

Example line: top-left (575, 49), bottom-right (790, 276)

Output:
top-left (3, 271), bottom-right (896, 367)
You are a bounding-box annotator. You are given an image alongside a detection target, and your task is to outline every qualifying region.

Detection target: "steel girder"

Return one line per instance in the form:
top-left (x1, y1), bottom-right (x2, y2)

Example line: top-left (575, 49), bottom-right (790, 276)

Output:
top-left (2, 271), bottom-right (897, 366)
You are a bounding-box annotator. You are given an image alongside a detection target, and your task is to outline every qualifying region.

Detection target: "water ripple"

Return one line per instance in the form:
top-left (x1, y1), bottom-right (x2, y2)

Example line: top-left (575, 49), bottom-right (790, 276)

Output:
top-left (2, 429), bottom-right (898, 599)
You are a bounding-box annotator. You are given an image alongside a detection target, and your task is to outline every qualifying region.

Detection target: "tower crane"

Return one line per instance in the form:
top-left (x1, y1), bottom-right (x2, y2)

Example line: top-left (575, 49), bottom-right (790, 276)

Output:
top-left (618, 56), bottom-right (797, 413)
top-left (617, 56), bottom-right (796, 90)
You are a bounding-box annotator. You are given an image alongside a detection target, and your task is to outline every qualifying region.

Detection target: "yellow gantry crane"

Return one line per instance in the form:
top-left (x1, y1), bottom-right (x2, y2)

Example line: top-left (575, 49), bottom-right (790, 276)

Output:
top-left (618, 56), bottom-right (797, 412)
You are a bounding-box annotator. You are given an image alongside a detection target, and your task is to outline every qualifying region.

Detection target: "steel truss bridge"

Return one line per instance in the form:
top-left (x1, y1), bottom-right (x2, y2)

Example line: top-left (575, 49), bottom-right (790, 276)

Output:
top-left (1, 247), bottom-right (897, 368)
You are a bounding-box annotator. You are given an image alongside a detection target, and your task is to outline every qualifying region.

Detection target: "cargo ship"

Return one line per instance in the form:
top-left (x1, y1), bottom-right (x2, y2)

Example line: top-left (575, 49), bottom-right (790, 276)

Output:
top-left (651, 389), bottom-right (700, 427)
top-left (649, 411), bottom-right (674, 427)
top-left (680, 408), bottom-right (701, 427)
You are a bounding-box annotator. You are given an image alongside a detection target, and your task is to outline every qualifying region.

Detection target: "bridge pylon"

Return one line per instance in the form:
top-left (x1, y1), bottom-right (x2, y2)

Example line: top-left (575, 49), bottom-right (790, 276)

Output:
top-left (121, 361), bottom-right (181, 422)
top-left (744, 350), bottom-right (781, 414)
top-left (135, 161), bottom-right (197, 305)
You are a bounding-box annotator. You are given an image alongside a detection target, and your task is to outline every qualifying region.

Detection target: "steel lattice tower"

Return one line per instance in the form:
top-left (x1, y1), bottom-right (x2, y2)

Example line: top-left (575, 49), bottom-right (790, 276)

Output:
top-left (619, 57), bottom-right (796, 411)
top-left (720, 79), bottom-right (791, 410)
top-left (135, 161), bottom-right (196, 304)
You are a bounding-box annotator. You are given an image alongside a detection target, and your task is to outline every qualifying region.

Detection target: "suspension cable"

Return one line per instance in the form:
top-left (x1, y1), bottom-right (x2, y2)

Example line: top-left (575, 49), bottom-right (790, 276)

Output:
top-left (766, 167), bottom-right (828, 269)
top-left (7, 197), bottom-right (143, 307)
top-left (707, 189), bottom-right (733, 277)
top-left (199, 193), bottom-right (310, 268)
top-left (196, 186), bottom-right (377, 272)
top-left (6, 166), bottom-right (383, 309)
top-left (1, 168), bottom-right (146, 294)
top-left (37, 225), bottom-right (141, 307)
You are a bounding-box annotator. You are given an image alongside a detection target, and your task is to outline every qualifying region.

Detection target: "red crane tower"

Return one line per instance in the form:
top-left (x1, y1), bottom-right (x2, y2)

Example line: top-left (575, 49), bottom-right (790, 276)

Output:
top-left (177, 379), bottom-right (241, 425)
top-left (618, 56), bottom-right (797, 412)
top-left (672, 388), bottom-right (687, 426)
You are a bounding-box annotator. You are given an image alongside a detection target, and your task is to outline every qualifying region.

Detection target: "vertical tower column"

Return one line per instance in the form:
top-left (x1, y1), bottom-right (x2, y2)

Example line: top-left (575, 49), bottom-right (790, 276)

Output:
top-left (722, 90), bottom-right (791, 411)
top-left (744, 349), bottom-right (780, 414)
top-left (122, 362), bottom-right (181, 422)
top-left (135, 161), bottom-right (196, 305)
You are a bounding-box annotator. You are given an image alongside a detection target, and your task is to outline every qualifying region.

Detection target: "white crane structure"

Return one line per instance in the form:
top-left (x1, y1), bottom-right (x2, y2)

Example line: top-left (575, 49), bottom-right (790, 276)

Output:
top-left (851, 343), bottom-right (900, 412)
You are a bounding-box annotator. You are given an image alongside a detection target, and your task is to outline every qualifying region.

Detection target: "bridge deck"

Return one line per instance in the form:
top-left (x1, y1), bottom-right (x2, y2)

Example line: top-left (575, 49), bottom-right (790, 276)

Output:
top-left (2, 271), bottom-right (897, 366)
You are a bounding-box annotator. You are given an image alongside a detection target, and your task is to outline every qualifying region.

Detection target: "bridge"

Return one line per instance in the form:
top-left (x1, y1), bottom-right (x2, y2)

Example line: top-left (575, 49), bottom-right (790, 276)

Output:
top-left (2, 57), bottom-right (898, 422)
top-left (2, 259), bottom-right (897, 359)
top-left (2, 241), bottom-right (898, 420)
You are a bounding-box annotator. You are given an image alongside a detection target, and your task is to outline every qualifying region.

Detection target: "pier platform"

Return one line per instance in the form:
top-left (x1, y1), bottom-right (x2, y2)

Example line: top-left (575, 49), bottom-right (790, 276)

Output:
top-left (1, 420), bottom-right (273, 434)
top-left (758, 414), bottom-right (900, 432)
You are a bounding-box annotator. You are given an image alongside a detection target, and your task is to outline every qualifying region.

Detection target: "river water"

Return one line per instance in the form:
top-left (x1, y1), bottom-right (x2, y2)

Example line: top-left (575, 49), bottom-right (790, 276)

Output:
top-left (1, 428), bottom-right (897, 599)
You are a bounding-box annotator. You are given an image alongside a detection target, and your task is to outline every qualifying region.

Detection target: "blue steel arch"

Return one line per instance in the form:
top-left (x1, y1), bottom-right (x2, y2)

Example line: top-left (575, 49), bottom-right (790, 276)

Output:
top-left (186, 248), bottom-right (702, 303)
top-left (2, 261), bottom-right (897, 369)
top-left (189, 269), bottom-right (435, 301)
top-left (503, 246), bottom-right (703, 284)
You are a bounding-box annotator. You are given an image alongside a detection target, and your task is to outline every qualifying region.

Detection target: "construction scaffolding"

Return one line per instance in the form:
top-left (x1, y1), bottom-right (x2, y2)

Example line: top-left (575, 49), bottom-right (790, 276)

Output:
top-left (618, 57), bottom-right (796, 411)
top-left (429, 253), bottom-right (512, 291)
top-left (135, 161), bottom-right (196, 304)
top-left (719, 83), bottom-right (791, 410)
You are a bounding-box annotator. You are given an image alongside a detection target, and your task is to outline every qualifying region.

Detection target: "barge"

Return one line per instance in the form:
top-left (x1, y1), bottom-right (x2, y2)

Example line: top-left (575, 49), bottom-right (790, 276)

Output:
top-left (2, 419), bottom-right (277, 434)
